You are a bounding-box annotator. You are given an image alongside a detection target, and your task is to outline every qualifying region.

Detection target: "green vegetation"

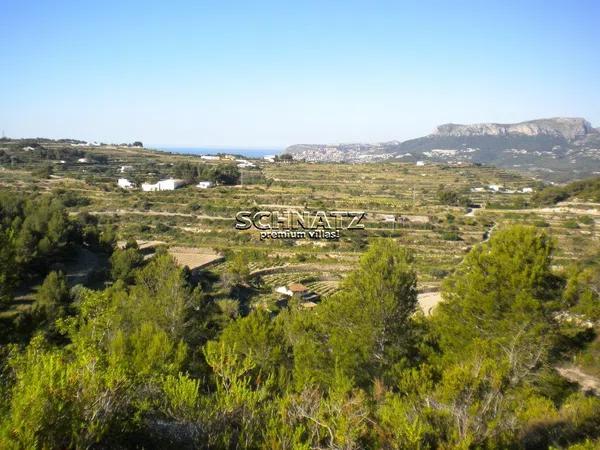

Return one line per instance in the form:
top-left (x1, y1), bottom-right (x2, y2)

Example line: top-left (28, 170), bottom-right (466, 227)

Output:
top-left (436, 188), bottom-right (470, 206)
top-left (0, 191), bottom-right (106, 305)
top-left (533, 176), bottom-right (600, 205)
top-left (174, 161), bottom-right (241, 185)
top-left (0, 140), bottom-right (599, 448)
top-left (0, 219), bottom-right (599, 448)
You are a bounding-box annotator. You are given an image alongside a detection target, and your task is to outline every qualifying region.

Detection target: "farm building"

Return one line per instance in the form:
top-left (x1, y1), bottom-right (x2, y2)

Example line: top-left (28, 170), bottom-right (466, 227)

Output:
top-left (196, 181), bottom-right (213, 189)
top-left (416, 160), bottom-right (425, 166)
top-left (276, 283), bottom-right (320, 303)
top-left (141, 178), bottom-right (186, 192)
top-left (117, 178), bottom-right (135, 189)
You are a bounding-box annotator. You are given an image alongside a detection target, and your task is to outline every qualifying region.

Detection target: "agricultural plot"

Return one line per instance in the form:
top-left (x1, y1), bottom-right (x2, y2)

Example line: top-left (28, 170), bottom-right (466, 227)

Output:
top-left (1, 144), bottom-right (598, 313)
top-left (167, 247), bottom-right (224, 270)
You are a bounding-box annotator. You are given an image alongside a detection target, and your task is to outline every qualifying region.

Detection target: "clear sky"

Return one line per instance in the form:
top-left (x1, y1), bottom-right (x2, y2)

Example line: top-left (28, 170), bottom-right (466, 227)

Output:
top-left (1, 0), bottom-right (599, 148)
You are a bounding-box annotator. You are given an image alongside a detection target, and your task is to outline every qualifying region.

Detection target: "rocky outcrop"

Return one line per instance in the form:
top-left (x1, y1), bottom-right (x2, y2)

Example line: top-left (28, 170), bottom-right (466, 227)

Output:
top-left (283, 117), bottom-right (600, 180)
top-left (434, 118), bottom-right (595, 140)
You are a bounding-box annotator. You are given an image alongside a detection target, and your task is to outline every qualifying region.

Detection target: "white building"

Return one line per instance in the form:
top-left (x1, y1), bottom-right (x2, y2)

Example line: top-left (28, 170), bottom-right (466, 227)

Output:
top-left (488, 184), bottom-right (503, 192)
top-left (196, 181), bottom-right (213, 189)
top-left (117, 178), bottom-right (135, 189)
top-left (77, 158), bottom-right (89, 163)
top-left (521, 187), bottom-right (533, 193)
top-left (263, 155), bottom-right (276, 163)
top-left (200, 155), bottom-right (219, 160)
top-left (141, 178), bottom-right (186, 192)
top-left (416, 161), bottom-right (425, 166)
top-left (236, 159), bottom-right (256, 168)
top-left (120, 165), bottom-right (133, 173)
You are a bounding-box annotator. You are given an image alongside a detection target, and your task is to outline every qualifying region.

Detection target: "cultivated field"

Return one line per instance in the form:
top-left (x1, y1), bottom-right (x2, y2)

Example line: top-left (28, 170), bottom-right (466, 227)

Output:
top-left (1, 143), bottom-right (598, 313)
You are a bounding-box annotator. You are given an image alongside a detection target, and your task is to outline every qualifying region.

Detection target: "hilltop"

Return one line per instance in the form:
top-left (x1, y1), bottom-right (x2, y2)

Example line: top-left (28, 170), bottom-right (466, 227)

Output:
top-left (285, 117), bottom-right (600, 181)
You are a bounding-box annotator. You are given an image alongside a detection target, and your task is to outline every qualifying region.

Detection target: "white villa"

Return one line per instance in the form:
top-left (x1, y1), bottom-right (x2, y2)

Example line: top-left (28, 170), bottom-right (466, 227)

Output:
top-left (416, 161), bottom-right (425, 166)
top-left (117, 178), bottom-right (135, 189)
top-left (141, 178), bottom-right (186, 192)
top-left (196, 181), bottom-right (213, 189)
top-left (200, 155), bottom-right (219, 160)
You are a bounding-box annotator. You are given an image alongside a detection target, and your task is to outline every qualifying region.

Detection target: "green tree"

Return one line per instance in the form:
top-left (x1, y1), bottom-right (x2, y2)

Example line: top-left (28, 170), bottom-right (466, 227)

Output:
top-left (222, 251), bottom-right (251, 289)
top-left (428, 226), bottom-right (563, 446)
top-left (203, 341), bottom-right (274, 448)
top-left (126, 253), bottom-right (191, 339)
top-left (110, 247), bottom-right (144, 282)
top-left (291, 239), bottom-right (419, 387)
top-left (0, 227), bottom-right (17, 303)
top-left (34, 271), bottom-right (71, 325)
top-left (212, 164), bottom-right (240, 185)
top-left (217, 310), bottom-right (291, 385)
top-left (434, 225), bottom-right (558, 362)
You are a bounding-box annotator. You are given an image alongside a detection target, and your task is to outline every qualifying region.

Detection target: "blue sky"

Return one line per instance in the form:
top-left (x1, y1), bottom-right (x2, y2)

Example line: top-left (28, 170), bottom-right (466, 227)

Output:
top-left (1, 0), bottom-right (599, 148)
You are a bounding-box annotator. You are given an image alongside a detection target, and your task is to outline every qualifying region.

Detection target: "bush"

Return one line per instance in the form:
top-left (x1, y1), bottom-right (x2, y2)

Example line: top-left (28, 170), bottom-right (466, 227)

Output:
top-left (441, 231), bottom-right (461, 241)
top-left (564, 220), bottom-right (580, 229)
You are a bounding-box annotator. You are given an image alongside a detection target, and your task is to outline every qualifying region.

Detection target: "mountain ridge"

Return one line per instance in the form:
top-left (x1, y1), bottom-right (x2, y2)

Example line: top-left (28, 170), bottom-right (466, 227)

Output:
top-left (434, 117), bottom-right (595, 139)
top-left (284, 117), bottom-right (600, 181)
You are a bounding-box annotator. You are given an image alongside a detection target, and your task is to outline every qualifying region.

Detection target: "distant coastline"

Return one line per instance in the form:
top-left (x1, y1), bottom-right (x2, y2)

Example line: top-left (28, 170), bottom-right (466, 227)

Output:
top-left (152, 146), bottom-right (281, 158)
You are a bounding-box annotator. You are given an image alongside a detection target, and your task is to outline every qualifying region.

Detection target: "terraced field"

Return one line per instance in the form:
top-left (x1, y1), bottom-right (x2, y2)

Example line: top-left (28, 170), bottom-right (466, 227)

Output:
top-left (1, 148), bottom-right (598, 311)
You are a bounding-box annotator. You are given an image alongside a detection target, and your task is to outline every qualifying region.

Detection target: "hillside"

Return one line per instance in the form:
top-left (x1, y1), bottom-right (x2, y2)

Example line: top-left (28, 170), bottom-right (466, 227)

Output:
top-left (533, 176), bottom-right (600, 205)
top-left (1, 139), bottom-right (600, 448)
top-left (285, 117), bottom-right (600, 181)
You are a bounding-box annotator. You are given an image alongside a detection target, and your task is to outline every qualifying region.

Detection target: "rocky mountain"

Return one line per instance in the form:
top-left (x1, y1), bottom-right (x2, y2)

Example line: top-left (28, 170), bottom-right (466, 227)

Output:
top-left (284, 118), bottom-right (600, 181)
top-left (434, 118), bottom-right (595, 139)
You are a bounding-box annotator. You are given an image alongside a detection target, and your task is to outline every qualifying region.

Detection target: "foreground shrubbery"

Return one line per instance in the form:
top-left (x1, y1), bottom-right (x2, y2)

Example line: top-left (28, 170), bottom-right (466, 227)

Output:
top-left (0, 225), bottom-right (599, 448)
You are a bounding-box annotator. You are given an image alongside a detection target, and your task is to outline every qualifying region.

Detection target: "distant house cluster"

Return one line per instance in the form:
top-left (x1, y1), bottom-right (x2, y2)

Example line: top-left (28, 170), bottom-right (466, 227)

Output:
top-left (198, 155), bottom-right (258, 168)
top-left (117, 177), bottom-right (217, 191)
top-left (116, 152), bottom-right (262, 191)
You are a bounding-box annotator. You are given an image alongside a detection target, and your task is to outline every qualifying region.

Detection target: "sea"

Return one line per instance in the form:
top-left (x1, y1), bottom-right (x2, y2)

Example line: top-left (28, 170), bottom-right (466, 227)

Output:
top-left (152, 146), bottom-right (281, 158)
